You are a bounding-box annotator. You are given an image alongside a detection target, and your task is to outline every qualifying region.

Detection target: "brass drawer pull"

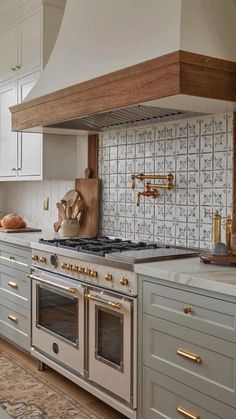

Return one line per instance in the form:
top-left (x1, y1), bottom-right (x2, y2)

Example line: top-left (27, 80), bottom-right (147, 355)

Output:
top-left (183, 305), bottom-right (192, 314)
top-left (9, 256), bottom-right (16, 261)
top-left (8, 281), bottom-right (18, 289)
top-left (8, 315), bottom-right (18, 323)
top-left (177, 406), bottom-right (201, 419)
top-left (177, 348), bottom-right (201, 364)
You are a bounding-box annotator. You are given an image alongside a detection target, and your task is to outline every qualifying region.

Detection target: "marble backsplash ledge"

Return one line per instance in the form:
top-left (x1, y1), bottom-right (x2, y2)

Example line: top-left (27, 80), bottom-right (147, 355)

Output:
top-left (98, 113), bottom-right (233, 249)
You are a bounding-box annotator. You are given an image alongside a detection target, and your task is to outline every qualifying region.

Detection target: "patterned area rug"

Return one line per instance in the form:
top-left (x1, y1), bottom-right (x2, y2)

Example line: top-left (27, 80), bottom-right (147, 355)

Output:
top-left (0, 349), bottom-right (96, 418)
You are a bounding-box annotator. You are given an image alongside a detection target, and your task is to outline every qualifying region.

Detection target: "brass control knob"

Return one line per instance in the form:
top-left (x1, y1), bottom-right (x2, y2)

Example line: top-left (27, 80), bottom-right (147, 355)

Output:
top-left (90, 269), bottom-right (98, 278)
top-left (120, 276), bottom-right (128, 286)
top-left (39, 256), bottom-right (47, 263)
top-left (78, 267), bottom-right (84, 274)
top-left (32, 254), bottom-right (38, 261)
top-left (61, 262), bottom-right (67, 269)
top-left (84, 268), bottom-right (91, 276)
top-left (66, 264), bottom-right (73, 271)
top-left (72, 265), bottom-right (78, 272)
top-left (183, 305), bottom-right (192, 314)
top-left (105, 273), bottom-right (113, 282)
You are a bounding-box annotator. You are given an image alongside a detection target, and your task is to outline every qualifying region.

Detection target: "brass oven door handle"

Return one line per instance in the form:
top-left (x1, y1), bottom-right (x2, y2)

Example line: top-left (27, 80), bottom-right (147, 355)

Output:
top-left (8, 281), bottom-right (18, 289)
top-left (8, 315), bottom-right (18, 323)
top-left (27, 274), bottom-right (79, 295)
top-left (177, 406), bottom-right (201, 419)
top-left (177, 348), bottom-right (201, 364)
top-left (86, 293), bottom-right (121, 310)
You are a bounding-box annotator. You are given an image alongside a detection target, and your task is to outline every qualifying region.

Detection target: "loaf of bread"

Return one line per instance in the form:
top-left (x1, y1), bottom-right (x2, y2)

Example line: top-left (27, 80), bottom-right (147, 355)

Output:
top-left (1, 214), bottom-right (26, 229)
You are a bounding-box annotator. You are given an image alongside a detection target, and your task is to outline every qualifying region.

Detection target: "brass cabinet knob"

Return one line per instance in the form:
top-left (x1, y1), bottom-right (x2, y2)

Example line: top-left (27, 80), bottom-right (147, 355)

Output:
top-left (61, 262), bottom-right (67, 269)
top-left (8, 281), bottom-right (18, 289)
top-left (105, 273), bottom-right (112, 282)
top-left (32, 254), bottom-right (38, 261)
top-left (183, 305), bottom-right (192, 314)
top-left (39, 256), bottom-right (47, 263)
top-left (78, 266), bottom-right (84, 274)
top-left (84, 268), bottom-right (91, 276)
top-left (8, 314), bottom-right (18, 323)
top-left (90, 269), bottom-right (98, 278)
top-left (120, 276), bottom-right (128, 286)
top-left (72, 265), bottom-right (78, 272)
top-left (11, 167), bottom-right (16, 171)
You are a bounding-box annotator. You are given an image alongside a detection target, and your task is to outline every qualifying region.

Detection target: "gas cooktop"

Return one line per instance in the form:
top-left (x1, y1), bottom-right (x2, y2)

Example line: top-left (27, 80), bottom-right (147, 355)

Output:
top-left (38, 236), bottom-right (199, 263)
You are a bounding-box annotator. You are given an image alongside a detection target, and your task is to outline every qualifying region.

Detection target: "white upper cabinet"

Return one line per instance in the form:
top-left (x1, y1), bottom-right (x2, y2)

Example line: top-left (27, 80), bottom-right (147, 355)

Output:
top-left (0, 81), bottom-right (17, 177)
top-left (17, 10), bottom-right (41, 77)
top-left (0, 27), bottom-right (18, 83)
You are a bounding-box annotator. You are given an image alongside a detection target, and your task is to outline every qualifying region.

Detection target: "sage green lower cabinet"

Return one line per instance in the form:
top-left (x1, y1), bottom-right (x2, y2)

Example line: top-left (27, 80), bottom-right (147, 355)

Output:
top-left (139, 275), bottom-right (236, 419)
top-left (0, 241), bottom-right (31, 351)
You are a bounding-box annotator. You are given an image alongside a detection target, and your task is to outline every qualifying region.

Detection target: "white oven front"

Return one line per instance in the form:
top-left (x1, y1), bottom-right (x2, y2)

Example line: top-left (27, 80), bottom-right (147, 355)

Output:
top-left (30, 269), bottom-right (85, 377)
top-left (86, 286), bottom-right (136, 406)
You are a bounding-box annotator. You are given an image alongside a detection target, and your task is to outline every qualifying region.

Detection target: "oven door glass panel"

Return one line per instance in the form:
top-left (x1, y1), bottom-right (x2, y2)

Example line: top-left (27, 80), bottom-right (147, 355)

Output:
top-left (96, 306), bottom-right (123, 371)
top-left (37, 285), bottom-right (78, 345)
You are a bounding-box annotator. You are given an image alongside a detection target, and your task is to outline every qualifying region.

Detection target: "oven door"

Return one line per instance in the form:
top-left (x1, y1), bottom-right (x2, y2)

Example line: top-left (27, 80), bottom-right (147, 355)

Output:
top-left (87, 286), bottom-right (134, 405)
top-left (30, 268), bottom-right (85, 376)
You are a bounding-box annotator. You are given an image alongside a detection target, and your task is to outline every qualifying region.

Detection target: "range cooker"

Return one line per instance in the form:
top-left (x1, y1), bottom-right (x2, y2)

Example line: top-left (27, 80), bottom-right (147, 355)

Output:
top-left (29, 236), bottom-right (198, 419)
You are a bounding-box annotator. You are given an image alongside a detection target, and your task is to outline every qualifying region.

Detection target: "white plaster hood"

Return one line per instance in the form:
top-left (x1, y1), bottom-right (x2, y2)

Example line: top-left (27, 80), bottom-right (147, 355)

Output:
top-left (11, 0), bottom-right (236, 133)
top-left (27, 0), bottom-right (236, 100)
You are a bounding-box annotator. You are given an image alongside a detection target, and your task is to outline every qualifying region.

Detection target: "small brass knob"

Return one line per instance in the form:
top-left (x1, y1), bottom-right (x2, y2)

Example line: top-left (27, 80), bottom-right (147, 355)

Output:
top-left (11, 67), bottom-right (16, 71)
top-left (66, 264), bottom-right (73, 271)
top-left (78, 267), bottom-right (84, 274)
top-left (32, 254), bottom-right (38, 261)
top-left (90, 269), bottom-right (98, 278)
top-left (72, 265), bottom-right (78, 272)
top-left (183, 305), bottom-right (192, 314)
top-left (11, 168), bottom-right (16, 171)
top-left (120, 276), bottom-right (128, 286)
top-left (61, 262), bottom-right (67, 269)
top-left (105, 273), bottom-right (112, 282)
top-left (39, 256), bottom-right (46, 263)
top-left (16, 64), bottom-right (21, 70)
top-left (84, 268), bottom-right (91, 276)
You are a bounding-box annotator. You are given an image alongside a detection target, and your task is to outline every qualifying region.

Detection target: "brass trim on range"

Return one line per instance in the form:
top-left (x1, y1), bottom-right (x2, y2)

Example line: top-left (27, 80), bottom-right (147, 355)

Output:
top-left (131, 173), bottom-right (174, 206)
top-left (177, 406), bottom-right (201, 419)
top-left (177, 348), bottom-right (201, 364)
top-left (27, 274), bottom-right (78, 294)
top-left (86, 293), bottom-right (121, 310)
top-left (8, 315), bottom-right (18, 323)
top-left (8, 281), bottom-right (18, 289)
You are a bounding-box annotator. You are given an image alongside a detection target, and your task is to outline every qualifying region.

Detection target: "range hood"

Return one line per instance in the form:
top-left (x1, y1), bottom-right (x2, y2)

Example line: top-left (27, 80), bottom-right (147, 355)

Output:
top-left (10, 0), bottom-right (236, 134)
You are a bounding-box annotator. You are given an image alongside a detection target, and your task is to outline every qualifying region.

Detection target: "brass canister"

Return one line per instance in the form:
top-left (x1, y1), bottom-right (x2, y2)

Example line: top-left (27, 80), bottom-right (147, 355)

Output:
top-left (225, 215), bottom-right (232, 251)
top-left (213, 211), bottom-right (221, 244)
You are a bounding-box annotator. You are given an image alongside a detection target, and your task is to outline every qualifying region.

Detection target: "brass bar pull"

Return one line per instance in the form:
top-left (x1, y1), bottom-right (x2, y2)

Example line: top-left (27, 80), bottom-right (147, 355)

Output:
top-left (9, 256), bottom-right (15, 260)
top-left (8, 281), bottom-right (18, 289)
top-left (177, 348), bottom-right (201, 364)
top-left (177, 406), bottom-right (201, 419)
top-left (183, 305), bottom-right (192, 314)
top-left (8, 315), bottom-right (18, 323)
top-left (27, 274), bottom-right (78, 294)
top-left (86, 293), bottom-right (121, 309)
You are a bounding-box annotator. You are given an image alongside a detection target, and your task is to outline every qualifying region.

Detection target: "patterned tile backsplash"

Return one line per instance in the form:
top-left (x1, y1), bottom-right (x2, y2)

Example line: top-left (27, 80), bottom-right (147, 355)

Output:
top-left (98, 113), bottom-right (233, 249)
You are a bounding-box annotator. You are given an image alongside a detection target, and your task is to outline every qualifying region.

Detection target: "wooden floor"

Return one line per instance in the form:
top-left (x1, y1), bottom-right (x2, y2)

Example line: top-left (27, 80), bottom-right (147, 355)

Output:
top-left (0, 338), bottom-right (126, 419)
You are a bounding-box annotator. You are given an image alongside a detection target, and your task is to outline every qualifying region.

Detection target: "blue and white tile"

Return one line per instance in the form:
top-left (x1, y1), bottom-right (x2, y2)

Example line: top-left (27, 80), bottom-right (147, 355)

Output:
top-left (176, 138), bottom-right (188, 155)
top-left (200, 154), bottom-right (213, 171)
top-left (144, 220), bottom-right (154, 236)
top-left (156, 125), bottom-right (166, 140)
top-left (227, 132), bottom-right (233, 151)
top-left (155, 140), bottom-right (165, 157)
top-left (155, 157), bottom-right (165, 172)
top-left (110, 160), bottom-right (118, 174)
top-left (200, 206), bottom-right (212, 224)
top-left (135, 204), bottom-right (145, 218)
top-left (135, 218), bottom-right (145, 234)
top-left (118, 145), bottom-right (127, 159)
top-left (188, 120), bottom-right (200, 137)
top-left (214, 152), bottom-right (227, 170)
top-left (227, 151), bottom-right (233, 171)
top-left (176, 223), bottom-right (187, 240)
top-left (102, 147), bottom-right (110, 160)
top-left (214, 133), bottom-right (227, 152)
top-left (145, 158), bottom-right (154, 173)
top-left (117, 217), bottom-right (126, 232)
top-left (213, 170), bottom-right (227, 188)
top-left (165, 140), bottom-right (175, 156)
top-left (117, 130), bottom-right (127, 145)
top-left (109, 132), bottom-right (118, 146)
top-left (145, 141), bottom-right (154, 157)
top-left (118, 203), bottom-right (126, 217)
top-left (166, 124), bottom-right (176, 139)
top-left (176, 155), bottom-right (187, 172)
top-left (110, 174), bottom-right (118, 188)
top-left (165, 156), bottom-right (176, 172)
top-left (213, 114), bottom-right (226, 133)
top-left (201, 117), bottom-right (213, 135)
top-left (200, 224), bottom-right (212, 242)
top-left (155, 204), bottom-right (165, 220)
top-left (102, 188), bottom-right (110, 202)
top-left (188, 136), bottom-right (200, 154)
top-left (176, 190), bottom-right (187, 206)
top-left (110, 189), bottom-right (118, 202)
top-left (165, 205), bottom-right (176, 221)
top-left (146, 128), bottom-right (155, 142)
top-left (136, 143), bottom-right (145, 158)
top-left (126, 203), bottom-right (135, 217)
top-left (176, 172), bottom-right (187, 188)
top-left (227, 170), bottom-right (233, 189)
top-left (109, 202), bottom-right (118, 216)
top-left (200, 241), bottom-right (212, 250)
top-left (187, 224), bottom-right (199, 241)
top-left (154, 221), bottom-right (165, 238)
top-left (126, 159), bottom-right (135, 173)
top-left (188, 206), bottom-right (200, 223)
top-left (118, 160), bottom-right (126, 174)
top-left (165, 190), bottom-right (176, 205)
top-left (117, 174), bottom-right (126, 190)
top-left (200, 135), bottom-right (213, 153)
top-left (188, 189), bottom-right (200, 206)
top-left (200, 189), bottom-right (213, 206)
top-left (227, 113), bottom-right (233, 133)
top-left (176, 206), bottom-right (187, 222)
top-left (125, 218), bottom-right (135, 233)
top-left (126, 189), bottom-right (134, 203)
top-left (165, 221), bottom-right (176, 237)
top-left (136, 129), bottom-right (146, 143)
top-left (117, 189), bottom-right (126, 203)
top-left (212, 189), bottom-right (226, 206)
top-left (127, 129), bottom-right (136, 144)
top-left (110, 146), bottom-right (118, 160)
top-left (188, 154), bottom-right (200, 171)
top-left (145, 204), bottom-right (154, 219)
top-left (135, 159), bottom-right (145, 173)
top-left (188, 172), bottom-right (200, 188)
top-left (176, 121), bottom-right (187, 138)
top-left (127, 144), bottom-right (135, 159)
top-left (200, 171), bottom-right (212, 188)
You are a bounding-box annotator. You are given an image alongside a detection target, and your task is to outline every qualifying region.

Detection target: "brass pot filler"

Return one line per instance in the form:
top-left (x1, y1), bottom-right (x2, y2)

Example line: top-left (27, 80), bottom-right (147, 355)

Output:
top-left (131, 173), bottom-right (174, 206)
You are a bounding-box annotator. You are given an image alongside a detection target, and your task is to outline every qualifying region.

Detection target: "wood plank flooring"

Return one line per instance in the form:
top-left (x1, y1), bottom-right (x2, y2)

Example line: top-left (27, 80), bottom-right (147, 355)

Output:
top-left (0, 338), bottom-right (126, 419)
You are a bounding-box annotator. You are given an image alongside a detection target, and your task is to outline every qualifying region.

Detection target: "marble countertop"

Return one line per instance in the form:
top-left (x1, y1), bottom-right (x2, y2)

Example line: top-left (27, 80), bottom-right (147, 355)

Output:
top-left (135, 257), bottom-right (236, 297)
top-left (0, 229), bottom-right (56, 248)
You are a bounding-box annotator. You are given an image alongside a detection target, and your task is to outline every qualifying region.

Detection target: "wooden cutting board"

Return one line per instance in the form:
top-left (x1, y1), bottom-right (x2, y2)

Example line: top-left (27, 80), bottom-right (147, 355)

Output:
top-left (75, 169), bottom-right (101, 237)
top-left (0, 227), bottom-right (42, 233)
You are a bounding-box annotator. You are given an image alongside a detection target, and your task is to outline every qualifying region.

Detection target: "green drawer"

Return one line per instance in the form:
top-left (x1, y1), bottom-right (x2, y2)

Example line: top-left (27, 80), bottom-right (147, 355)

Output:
top-left (0, 264), bottom-right (29, 309)
top-left (0, 242), bottom-right (31, 273)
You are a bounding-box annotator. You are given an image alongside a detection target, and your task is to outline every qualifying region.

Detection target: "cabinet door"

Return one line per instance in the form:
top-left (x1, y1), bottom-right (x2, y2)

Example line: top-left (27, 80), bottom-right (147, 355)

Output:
top-left (0, 27), bottom-right (18, 83)
top-left (0, 82), bottom-right (17, 177)
top-left (17, 72), bottom-right (42, 177)
top-left (17, 10), bottom-right (41, 76)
